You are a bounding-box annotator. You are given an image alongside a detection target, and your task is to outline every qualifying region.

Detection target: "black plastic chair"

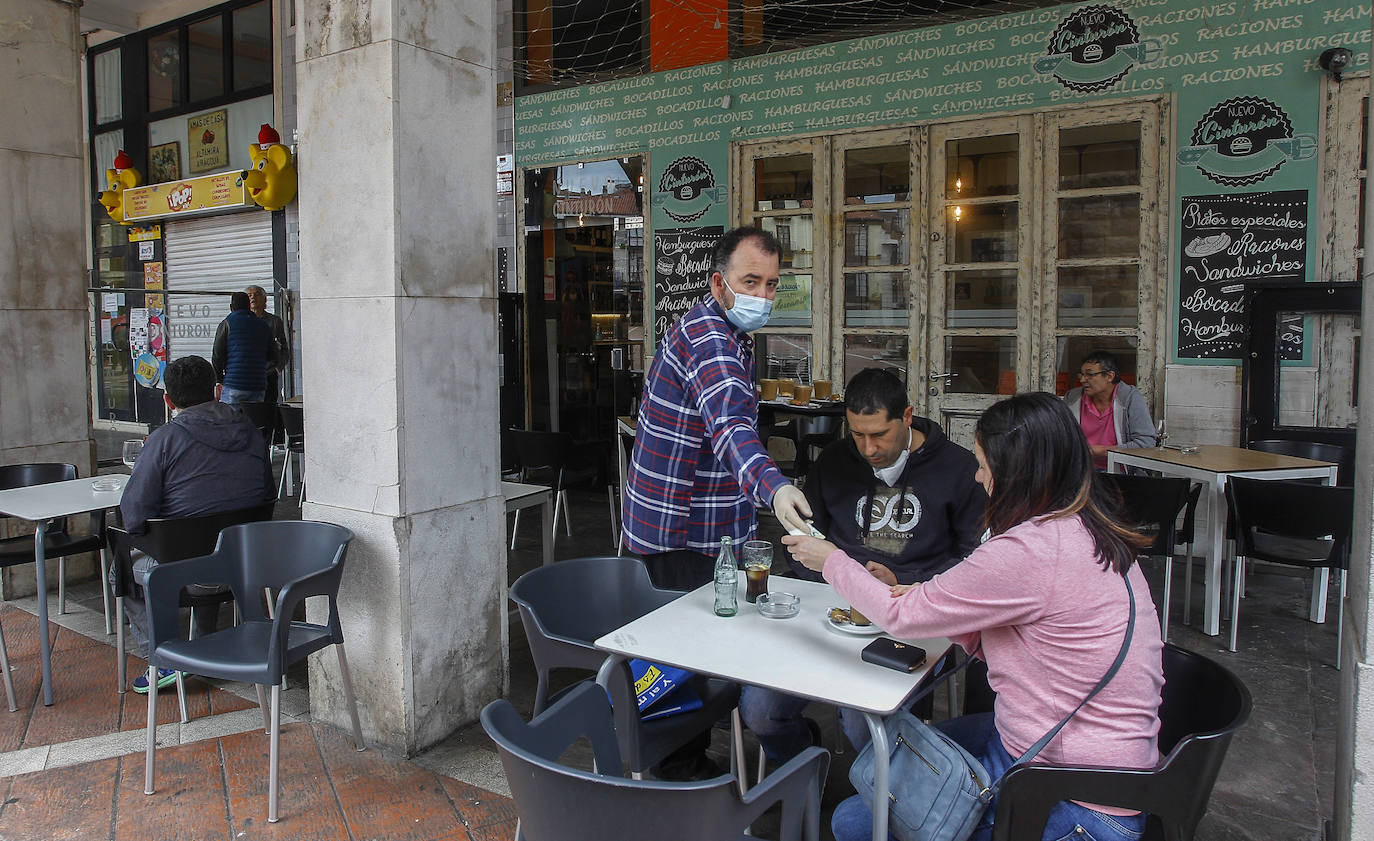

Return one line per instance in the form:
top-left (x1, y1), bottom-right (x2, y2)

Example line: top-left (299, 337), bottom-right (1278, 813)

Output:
top-left (508, 556), bottom-right (741, 776)
top-left (106, 500), bottom-right (277, 708)
top-left (0, 463), bottom-right (110, 624)
top-left (482, 682), bottom-right (828, 841)
top-left (1249, 439), bottom-right (1353, 486)
top-left (276, 404), bottom-right (305, 500)
top-left (238, 402), bottom-right (279, 446)
top-left (1102, 473), bottom-right (1191, 641)
top-left (508, 429), bottom-right (603, 547)
top-left (1173, 483), bottom-right (1205, 627)
top-left (992, 644), bottom-right (1252, 841)
top-left (776, 416), bottom-right (842, 480)
top-left (141, 520), bottom-right (364, 823)
top-left (1224, 477), bottom-right (1353, 662)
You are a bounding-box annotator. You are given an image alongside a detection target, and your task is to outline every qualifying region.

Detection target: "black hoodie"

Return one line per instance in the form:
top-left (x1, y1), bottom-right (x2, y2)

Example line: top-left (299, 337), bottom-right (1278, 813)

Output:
top-left (789, 417), bottom-right (987, 585)
top-left (120, 400), bottom-right (274, 534)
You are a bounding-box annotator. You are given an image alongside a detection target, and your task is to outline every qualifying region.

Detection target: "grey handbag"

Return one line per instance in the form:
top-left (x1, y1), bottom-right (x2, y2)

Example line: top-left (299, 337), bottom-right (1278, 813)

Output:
top-left (848, 575), bottom-right (1137, 841)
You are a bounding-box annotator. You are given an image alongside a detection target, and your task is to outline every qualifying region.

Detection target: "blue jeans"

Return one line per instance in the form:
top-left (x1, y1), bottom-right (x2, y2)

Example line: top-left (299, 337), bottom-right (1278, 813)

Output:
top-left (220, 386), bottom-right (264, 407)
top-left (831, 713), bottom-right (1147, 841)
top-left (739, 686), bottom-right (872, 763)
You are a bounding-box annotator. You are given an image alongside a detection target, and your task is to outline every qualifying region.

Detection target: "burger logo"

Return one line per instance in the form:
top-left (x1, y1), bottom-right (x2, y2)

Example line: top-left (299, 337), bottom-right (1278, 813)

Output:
top-left (1035, 5), bottom-right (1160, 93)
top-left (655, 156), bottom-right (726, 223)
top-left (1179, 97), bottom-right (1316, 187)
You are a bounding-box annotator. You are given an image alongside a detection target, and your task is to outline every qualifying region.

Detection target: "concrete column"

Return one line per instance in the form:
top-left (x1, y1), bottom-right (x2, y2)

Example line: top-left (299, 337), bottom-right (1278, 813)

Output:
top-left (0, 1), bottom-right (96, 547)
top-left (295, 0), bottom-right (504, 754)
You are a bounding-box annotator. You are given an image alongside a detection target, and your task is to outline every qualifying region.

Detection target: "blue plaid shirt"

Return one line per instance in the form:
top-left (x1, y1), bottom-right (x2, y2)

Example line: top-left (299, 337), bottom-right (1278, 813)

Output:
top-left (623, 296), bottom-right (788, 555)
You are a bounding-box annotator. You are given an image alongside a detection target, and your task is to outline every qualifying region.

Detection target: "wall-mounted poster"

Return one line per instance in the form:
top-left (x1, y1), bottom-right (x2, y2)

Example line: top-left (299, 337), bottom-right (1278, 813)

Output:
top-left (1178, 190), bottom-right (1307, 360)
top-left (653, 226), bottom-right (722, 343)
top-left (188, 109), bottom-right (228, 173)
top-left (149, 141), bottom-right (180, 183)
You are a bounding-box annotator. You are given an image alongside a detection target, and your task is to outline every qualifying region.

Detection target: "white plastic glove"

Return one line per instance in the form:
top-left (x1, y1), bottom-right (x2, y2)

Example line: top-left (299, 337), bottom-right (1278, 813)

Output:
top-left (771, 484), bottom-right (813, 535)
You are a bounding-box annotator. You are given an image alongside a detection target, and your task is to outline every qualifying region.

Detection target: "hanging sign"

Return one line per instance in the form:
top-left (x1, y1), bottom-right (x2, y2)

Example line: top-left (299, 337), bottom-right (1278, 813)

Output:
top-left (653, 226), bottom-right (722, 343)
top-left (133, 352), bottom-right (164, 387)
top-left (143, 262), bottom-right (164, 310)
top-left (1177, 190), bottom-right (1307, 360)
top-left (121, 171), bottom-right (252, 222)
top-left (188, 109), bottom-right (229, 173)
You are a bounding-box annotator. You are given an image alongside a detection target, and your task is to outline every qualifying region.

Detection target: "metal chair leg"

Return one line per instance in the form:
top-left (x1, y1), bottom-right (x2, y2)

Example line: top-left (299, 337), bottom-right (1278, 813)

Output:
top-left (58, 558), bottom-right (67, 614)
top-left (732, 707), bottom-right (748, 797)
top-left (0, 620), bottom-right (17, 712)
top-left (606, 485), bottom-right (619, 549)
top-left (175, 671), bottom-right (188, 724)
top-left (335, 644), bottom-right (366, 751)
top-left (99, 548), bottom-right (114, 635)
top-left (1182, 541), bottom-right (1194, 624)
top-left (268, 682), bottom-right (281, 823)
top-left (1337, 569), bottom-right (1347, 671)
top-left (255, 683), bottom-right (271, 732)
top-left (1229, 555), bottom-right (1245, 653)
top-left (116, 597), bottom-right (127, 694)
top-left (510, 509), bottom-right (522, 551)
top-left (1161, 554), bottom-right (1172, 643)
top-left (756, 743), bottom-right (766, 787)
top-left (144, 665), bottom-right (158, 795)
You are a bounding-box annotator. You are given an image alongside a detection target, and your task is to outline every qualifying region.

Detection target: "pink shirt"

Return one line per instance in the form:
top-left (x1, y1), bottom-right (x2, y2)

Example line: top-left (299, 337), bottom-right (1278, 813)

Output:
top-left (1080, 389), bottom-right (1117, 468)
top-left (823, 513), bottom-right (1163, 813)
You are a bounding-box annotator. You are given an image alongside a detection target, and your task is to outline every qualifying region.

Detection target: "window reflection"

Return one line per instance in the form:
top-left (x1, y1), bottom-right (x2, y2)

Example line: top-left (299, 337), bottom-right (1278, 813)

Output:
top-left (845, 272), bottom-right (907, 328)
top-left (1057, 266), bottom-right (1137, 328)
top-left (844, 335), bottom-right (906, 385)
top-left (946, 134), bottom-right (1018, 198)
top-left (945, 336), bottom-right (1015, 394)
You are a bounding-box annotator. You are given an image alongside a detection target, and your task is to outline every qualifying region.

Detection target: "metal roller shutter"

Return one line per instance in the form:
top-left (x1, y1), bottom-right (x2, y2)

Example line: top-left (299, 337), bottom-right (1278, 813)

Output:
top-left (163, 211), bottom-right (276, 363)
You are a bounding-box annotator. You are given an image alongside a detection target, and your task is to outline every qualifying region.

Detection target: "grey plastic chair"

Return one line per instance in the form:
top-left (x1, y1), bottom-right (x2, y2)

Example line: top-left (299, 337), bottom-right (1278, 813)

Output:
top-left (482, 682), bottom-right (828, 841)
top-left (508, 556), bottom-right (741, 776)
top-left (142, 520), bottom-right (365, 823)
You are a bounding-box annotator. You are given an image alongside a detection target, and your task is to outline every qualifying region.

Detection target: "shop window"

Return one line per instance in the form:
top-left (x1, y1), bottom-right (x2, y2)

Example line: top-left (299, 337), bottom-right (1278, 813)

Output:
top-left (94, 49), bottom-right (122, 124)
top-left (517, 0), bottom-right (644, 88)
top-left (1055, 338), bottom-right (1138, 396)
top-left (232, 1), bottom-right (272, 91)
top-left (189, 17), bottom-right (225, 101)
top-left (946, 337), bottom-right (1016, 395)
top-left (759, 334), bottom-right (815, 382)
top-left (843, 335), bottom-right (906, 386)
top-left (147, 30), bottom-right (183, 112)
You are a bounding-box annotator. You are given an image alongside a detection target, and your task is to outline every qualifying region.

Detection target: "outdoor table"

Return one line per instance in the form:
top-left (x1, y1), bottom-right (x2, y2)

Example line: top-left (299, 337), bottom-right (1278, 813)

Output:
top-left (1107, 445), bottom-right (1337, 637)
top-left (0, 473), bottom-right (127, 705)
top-left (503, 481), bottom-right (555, 568)
top-left (594, 575), bottom-right (950, 841)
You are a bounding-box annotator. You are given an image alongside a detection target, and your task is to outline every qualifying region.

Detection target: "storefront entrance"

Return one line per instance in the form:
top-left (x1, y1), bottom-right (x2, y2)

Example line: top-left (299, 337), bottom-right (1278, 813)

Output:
top-left (520, 158), bottom-right (647, 442)
top-left (735, 100), bottom-right (1168, 446)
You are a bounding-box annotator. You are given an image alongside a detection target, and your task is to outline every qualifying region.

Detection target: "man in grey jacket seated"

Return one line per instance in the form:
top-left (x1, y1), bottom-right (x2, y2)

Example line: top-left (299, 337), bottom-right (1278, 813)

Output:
top-left (117, 355), bottom-right (274, 692)
top-left (1062, 350), bottom-right (1156, 470)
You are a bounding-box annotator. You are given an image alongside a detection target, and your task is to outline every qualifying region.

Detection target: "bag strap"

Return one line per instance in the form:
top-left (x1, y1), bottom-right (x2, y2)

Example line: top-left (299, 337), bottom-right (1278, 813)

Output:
top-left (1002, 572), bottom-right (1136, 775)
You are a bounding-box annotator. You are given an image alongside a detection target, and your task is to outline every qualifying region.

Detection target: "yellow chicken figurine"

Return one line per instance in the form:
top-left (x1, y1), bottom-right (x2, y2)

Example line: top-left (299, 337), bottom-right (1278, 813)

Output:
top-left (245, 124), bottom-right (297, 211)
top-left (98, 150), bottom-right (141, 224)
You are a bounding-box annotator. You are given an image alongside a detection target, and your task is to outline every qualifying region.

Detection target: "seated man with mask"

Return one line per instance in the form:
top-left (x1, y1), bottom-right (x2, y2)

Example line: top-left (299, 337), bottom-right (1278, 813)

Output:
top-left (739, 367), bottom-right (988, 764)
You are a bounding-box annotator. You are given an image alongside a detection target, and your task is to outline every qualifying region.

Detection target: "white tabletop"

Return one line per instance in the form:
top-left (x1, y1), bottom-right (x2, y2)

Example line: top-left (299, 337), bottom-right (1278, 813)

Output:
top-left (0, 474), bottom-right (127, 521)
top-left (595, 576), bottom-right (950, 716)
top-left (502, 481), bottom-right (551, 504)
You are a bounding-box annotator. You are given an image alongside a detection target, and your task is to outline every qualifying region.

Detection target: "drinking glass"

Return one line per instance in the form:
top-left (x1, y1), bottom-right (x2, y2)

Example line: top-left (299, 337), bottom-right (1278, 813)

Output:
top-left (122, 439), bottom-right (144, 470)
top-left (742, 540), bottom-right (772, 603)
top-left (1155, 419), bottom-right (1168, 450)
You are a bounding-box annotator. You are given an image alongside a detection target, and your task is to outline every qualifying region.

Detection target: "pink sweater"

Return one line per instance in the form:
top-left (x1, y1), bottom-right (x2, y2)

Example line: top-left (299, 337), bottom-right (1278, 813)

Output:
top-left (824, 513), bottom-right (1164, 784)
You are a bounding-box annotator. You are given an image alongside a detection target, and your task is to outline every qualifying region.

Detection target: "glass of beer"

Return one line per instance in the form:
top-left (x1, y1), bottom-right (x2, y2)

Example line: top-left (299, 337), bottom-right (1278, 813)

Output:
top-left (742, 540), bottom-right (772, 603)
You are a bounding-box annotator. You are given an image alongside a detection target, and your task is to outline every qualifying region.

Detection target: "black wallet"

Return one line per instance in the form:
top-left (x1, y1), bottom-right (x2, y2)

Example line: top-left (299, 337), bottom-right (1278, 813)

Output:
top-left (861, 638), bottom-right (927, 673)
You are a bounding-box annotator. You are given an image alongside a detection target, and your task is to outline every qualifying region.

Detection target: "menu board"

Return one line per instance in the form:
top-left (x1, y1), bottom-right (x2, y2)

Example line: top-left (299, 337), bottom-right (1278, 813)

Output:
top-left (1177, 190), bottom-right (1307, 360)
top-left (653, 226), bottom-right (722, 343)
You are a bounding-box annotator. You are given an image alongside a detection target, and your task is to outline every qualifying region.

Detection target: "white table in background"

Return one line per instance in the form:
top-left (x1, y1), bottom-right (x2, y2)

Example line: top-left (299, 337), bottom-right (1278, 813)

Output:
top-left (595, 576), bottom-right (950, 841)
top-left (503, 481), bottom-right (554, 568)
top-left (0, 474), bottom-right (127, 706)
top-left (1107, 445), bottom-right (1337, 637)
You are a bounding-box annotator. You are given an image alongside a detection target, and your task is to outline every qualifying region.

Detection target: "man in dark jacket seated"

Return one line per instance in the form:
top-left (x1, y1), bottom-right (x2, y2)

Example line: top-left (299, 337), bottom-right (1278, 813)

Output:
top-left (740, 367), bottom-right (988, 763)
top-left (117, 355), bottom-right (274, 692)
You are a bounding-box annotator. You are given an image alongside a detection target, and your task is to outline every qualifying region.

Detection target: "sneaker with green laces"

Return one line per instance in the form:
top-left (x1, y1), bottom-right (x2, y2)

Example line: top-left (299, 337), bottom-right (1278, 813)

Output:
top-left (132, 668), bottom-right (179, 694)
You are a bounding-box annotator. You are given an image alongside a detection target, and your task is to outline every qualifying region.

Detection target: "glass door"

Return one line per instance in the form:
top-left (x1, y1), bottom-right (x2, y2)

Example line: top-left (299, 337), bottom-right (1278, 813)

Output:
top-left (925, 116), bottom-right (1034, 447)
top-left (738, 138), bottom-right (830, 384)
top-left (829, 129), bottom-right (920, 390)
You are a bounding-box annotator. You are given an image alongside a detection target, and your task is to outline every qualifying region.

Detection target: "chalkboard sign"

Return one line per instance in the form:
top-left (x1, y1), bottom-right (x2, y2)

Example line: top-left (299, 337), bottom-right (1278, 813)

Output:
top-left (1178, 190), bottom-right (1307, 360)
top-left (653, 226), bottom-right (722, 344)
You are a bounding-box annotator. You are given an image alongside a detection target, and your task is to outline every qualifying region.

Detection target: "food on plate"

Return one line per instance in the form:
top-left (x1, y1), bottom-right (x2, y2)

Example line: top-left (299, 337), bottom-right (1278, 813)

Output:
top-left (1184, 233), bottom-right (1232, 258)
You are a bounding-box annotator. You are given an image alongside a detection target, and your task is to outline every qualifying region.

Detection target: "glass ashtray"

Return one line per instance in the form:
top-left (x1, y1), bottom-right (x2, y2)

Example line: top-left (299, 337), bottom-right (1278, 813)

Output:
top-left (90, 477), bottom-right (123, 492)
top-left (756, 591), bottom-right (800, 619)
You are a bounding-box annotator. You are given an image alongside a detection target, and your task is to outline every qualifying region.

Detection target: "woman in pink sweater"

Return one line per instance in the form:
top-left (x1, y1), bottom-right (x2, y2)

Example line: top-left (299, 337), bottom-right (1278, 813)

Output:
top-left (785, 392), bottom-right (1164, 841)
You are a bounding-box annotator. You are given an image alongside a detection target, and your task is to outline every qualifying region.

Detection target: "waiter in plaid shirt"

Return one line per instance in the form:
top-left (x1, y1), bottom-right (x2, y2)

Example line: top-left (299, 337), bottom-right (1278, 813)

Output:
top-left (624, 226), bottom-right (813, 590)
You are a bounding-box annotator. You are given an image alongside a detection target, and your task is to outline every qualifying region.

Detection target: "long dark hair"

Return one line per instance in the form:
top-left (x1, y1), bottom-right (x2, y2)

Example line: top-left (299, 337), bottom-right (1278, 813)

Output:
top-left (975, 392), bottom-right (1147, 574)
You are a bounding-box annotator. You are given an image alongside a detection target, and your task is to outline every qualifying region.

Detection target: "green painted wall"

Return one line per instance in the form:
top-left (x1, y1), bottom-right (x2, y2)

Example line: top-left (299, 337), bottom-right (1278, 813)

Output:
top-left (515, 0), bottom-right (1371, 362)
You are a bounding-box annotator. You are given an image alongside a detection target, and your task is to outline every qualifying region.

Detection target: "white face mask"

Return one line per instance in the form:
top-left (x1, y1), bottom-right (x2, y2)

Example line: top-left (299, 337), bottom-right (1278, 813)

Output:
top-left (872, 426), bottom-right (913, 486)
top-left (722, 277), bottom-right (773, 332)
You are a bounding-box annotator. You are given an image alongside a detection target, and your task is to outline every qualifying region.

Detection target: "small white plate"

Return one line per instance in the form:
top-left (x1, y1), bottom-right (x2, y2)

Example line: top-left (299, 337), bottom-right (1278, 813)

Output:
top-left (90, 476), bottom-right (123, 492)
top-left (826, 609), bottom-right (883, 636)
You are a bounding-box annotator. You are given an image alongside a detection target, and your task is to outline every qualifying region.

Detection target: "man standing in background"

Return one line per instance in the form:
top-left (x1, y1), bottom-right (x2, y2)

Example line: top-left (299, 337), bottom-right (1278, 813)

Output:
top-left (212, 291), bottom-right (271, 406)
top-left (246, 284), bottom-right (289, 400)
